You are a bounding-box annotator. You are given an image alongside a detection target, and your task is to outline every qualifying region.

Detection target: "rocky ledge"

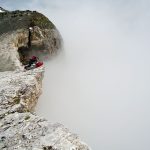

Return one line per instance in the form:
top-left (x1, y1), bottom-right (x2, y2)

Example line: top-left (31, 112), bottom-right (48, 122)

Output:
top-left (0, 8), bottom-right (90, 150)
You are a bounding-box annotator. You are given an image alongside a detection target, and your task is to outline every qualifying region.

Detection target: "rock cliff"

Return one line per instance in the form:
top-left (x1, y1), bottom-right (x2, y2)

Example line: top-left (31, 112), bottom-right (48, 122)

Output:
top-left (0, 8), bottom-right (90, 150)
top-left (0, 9), bottom-right (62, 71)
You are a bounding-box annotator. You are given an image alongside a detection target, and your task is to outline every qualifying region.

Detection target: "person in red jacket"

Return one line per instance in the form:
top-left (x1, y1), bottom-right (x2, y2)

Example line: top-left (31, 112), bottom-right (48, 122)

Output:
top-left (25, 56), bottom-right (38, 69)
top-left (25, 56), bottom-right (43, 70)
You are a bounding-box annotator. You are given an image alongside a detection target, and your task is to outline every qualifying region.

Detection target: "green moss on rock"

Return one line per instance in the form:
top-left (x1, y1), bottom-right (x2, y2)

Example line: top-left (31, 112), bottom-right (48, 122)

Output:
top-left (29, 11), bottom-right (55, 29)
top-left (0, 10), bottom-right (55, 35)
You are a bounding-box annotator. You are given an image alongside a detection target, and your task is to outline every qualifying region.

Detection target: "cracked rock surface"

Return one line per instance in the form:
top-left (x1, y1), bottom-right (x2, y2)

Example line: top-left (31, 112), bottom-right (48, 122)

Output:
top-left (0, 67), bottom-right (90, 150)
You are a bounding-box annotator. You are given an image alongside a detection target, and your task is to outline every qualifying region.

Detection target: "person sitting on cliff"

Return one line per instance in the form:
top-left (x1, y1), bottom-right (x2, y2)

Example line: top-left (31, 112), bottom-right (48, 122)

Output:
top-left (25, 56), bottom-right (38, 70)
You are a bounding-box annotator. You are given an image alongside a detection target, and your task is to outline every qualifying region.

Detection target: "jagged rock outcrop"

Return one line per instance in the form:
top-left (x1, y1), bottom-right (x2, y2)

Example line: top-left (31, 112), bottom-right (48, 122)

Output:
top-left (0, 9), bottom-right (62, 71)
top-left (0, 8), bottom-right (90, 150)
top-left (0, 67), bottom-right (89, 150)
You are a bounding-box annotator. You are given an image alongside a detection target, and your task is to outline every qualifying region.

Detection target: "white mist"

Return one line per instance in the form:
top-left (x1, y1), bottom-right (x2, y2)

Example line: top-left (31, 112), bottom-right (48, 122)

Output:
top-left (33, 1), bottom-right (150, 150)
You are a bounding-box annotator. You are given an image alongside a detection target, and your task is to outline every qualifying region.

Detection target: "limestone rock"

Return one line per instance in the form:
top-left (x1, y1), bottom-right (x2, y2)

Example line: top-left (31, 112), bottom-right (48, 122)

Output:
top-left (0, 67), bottom-right (90, 150)
top-left (0, 67), bottom-right (44, 119)
top-left (0, 112), bottom-right (89, 150)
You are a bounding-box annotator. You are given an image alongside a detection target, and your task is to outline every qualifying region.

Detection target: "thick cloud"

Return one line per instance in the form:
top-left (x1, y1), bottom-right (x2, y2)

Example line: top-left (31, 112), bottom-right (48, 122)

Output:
top-left (1, 0), bottom-right (150, 150)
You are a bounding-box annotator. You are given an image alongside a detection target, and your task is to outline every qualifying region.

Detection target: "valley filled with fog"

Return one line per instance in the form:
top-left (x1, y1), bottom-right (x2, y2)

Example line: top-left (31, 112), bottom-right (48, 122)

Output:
top-left (36, 1), bottom-right (150, 149)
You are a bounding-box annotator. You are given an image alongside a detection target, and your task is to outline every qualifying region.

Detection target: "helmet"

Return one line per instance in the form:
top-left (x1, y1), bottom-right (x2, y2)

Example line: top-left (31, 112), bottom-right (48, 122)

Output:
top-left (32, 56), bottom-right (37, 60)
top-left (29, 27), bottom-right (33, 30)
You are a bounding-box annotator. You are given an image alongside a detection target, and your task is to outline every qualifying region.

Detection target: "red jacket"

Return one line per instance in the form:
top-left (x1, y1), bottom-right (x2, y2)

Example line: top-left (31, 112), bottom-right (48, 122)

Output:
top-left (36, 62), bottom-right (43, 68)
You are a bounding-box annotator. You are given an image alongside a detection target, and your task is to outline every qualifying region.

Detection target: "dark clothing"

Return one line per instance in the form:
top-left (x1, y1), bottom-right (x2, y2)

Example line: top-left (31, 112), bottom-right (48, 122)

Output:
top-left (28, 58), bottom-right (37, 67)
top-left (25, 58), bottom-right (37, 69)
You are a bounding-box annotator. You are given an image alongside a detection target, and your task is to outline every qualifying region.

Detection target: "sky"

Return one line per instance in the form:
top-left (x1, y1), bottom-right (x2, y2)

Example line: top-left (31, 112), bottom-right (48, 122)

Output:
top-left (1, 0), bottom-right (150, 150)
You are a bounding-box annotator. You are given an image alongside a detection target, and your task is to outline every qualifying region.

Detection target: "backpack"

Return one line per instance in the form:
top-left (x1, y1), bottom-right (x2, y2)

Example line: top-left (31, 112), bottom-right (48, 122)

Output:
top-left (36, 62), bottom-right (43, 68)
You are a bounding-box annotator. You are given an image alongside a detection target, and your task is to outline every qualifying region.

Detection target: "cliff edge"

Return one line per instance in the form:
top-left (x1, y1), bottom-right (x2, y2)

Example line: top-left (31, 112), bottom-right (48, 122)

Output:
top-left (0, 8), bottom-right (90, 150)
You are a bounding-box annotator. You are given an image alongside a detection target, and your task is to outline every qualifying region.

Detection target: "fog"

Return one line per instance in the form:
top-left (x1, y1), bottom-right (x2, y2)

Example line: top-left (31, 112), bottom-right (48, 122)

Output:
top-left (2, 0), bottom-right (150, 149)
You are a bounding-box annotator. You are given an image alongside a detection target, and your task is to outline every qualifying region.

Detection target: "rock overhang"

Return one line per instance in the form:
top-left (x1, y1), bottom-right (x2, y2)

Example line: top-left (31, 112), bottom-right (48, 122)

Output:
top-left (0, 9), bottom-right (62, 71)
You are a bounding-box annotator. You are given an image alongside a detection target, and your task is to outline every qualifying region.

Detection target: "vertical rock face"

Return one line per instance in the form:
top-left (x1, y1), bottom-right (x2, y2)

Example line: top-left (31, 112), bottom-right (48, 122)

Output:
top-left (0, 8), bottom-right (91, 150)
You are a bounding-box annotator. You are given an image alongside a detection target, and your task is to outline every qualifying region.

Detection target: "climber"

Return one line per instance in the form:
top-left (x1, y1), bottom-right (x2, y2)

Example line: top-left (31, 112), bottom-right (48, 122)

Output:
top-left (24, 56), bottom-right (43, 70)
top-left (24, 56), bottom-right (38, 70)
